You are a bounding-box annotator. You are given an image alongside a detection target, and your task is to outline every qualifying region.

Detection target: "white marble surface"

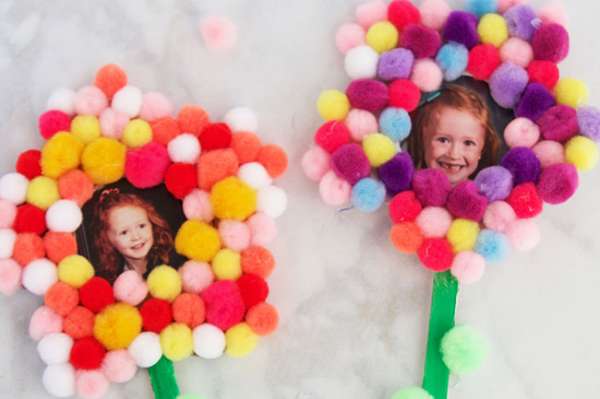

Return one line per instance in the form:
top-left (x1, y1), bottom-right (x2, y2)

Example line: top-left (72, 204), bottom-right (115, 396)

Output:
top-left (1, 0), bottom-right (600, 398)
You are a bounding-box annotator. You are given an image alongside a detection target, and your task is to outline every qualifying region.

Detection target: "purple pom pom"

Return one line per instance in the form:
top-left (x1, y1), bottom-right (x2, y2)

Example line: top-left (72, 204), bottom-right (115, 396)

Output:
top-left (377, 48), bottom-right (415, 81)
top-left (537, 163), bottom-right (579, 204)
top-left (400, 24), bottom-right (442, 59)
top-left (501, 147), bottom-right (541, 185)
top-left (346, 79), bottom-right (389, 114)
top-left (443, 11), bottom-right (479, 49)
top-left (537, 105), bottom-right (579, 143)
top-left (331, 143), bottom-right (371, 185)
top-left (532, 23), bottom-right (570, 63)
top-left (378, 152), bottom-right (414, 196)
top-left (515, 83), bottom-right (556, 121)
top-left (489, 62), bottom-right (529, 109)
top-left (412, 168), bottom-right (451, 207)
top-left (577, 106), bottom-right (600, 142)
top-left (504, 5), bottom-right (538, 41)
top-left (446, 181), bottom-right (488, 222)
top-left (474, 166), bottom-right (513, 202)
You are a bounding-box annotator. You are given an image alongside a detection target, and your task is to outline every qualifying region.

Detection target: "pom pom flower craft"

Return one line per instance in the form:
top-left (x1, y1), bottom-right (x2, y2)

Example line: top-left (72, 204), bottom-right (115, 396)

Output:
top-left (0, 65), bottom-right (287, 399)
top-left (305, 1), bottom-right (599, 398)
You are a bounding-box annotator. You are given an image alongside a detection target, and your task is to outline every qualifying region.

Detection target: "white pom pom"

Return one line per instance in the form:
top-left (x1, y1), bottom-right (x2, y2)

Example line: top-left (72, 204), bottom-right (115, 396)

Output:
top-left (42, 363), bottom-right (75, 398)
top-left (237, 162), bottom-right (273, 189)
top-left (257, 185), bottom-right (287, 219)
top-left (193, 323), bottom-right (225, 359)
top-left (128, 332), bottom-right (162, 368)
top-left (47, 88), bottom-right (76, 115)
top-left (344, 45), bottom-right (379, 79)
top-left (0, 172), bottom-right (29, 205)
top-left (167, 133), bottom-right (201, 164)
top-left (23, 258), bottom-right (58, 296)
top-left (37, 333), bottom-right (73, 365)
top-left (46, 200), bottom-right (83, 233)
top-left (224, 107), bottom-right (258, 133)
top-left (111, 86), bottom-right (143, 117)
top-left (0, 228), bottom-right (17, 259)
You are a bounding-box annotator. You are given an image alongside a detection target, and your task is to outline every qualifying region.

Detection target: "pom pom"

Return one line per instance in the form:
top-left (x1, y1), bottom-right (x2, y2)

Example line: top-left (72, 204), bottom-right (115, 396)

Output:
top-left (467, 44), bottom-right (501, 81)
top-left (565, 136), bottom-right (599, 172)
top-left (411, 59), bottom-right (444, 92)
top-left (498, 0), bottom-right (525, 13)
top-left (417, 238), bottom-right (454, 271)
top-left (554, 78), bottom-right (589, 109)
top-left (451, 251), bottom-right (486, 284)
top-left (443, 11), bottom-right (479, 49)
top-left (151, 116), bottom-right (180, 145)
top-left (377, 48), bottom-right (414, 82)
top-left (504, 5), bottom-right (537, 40)
top-left (79, 277), bottom-right (114, 313)
top-left (69, 337), bottom-right (106, 370)
top-left (16, 149), bottom-right (42, 180)
top-left (506, 183), bottom-right (543, 218)
top-left (505, 219), bottom-right (540, 251)
top-left (246, 302), bottom-right (279, 336)
top-left (390, 222), bottom-right (424, 254)
top-left (71, 115), bottom-right (101, 144)
top-left (420, 0), bottom-right (451, 30)
top-left (231, 132), bottom-right (261, 163)
top-left (165, 163), bottom-right (198, 200)
top-left (331, 144), bottom-right (370, 185)
top-left (95, 64), bottom-right (128, 99)
top-left (318, 168), bottom-right (350, 206)
top-left (387, 0), bottom-right (421, 31)
top-left (219, 220), bottom-right (251, 252)
top-left (447, 219), bottom-right (480, 252)
top-left (179, 261), bottom-right (214, 294)
top-left (436, 42), bottom-right (469, 81)
top-left (140, 92), bottom-right (173, 121)
top-left (314, 121), bottom-right (351, 154)
top-left (46, 200), bottom-right (82, 233)
top-left (44, 281), bottom-right (79, 317)
top-left (26, 176), bottom-right (60, 210)
top-left (317, 90), bottom-right (350, 121)
top-left (168, 133), bottom-right (200, 164)
top-left (257, 185), bottom-right (287, 219)
top-left (474, 166), bottom-right (513, 201)
top-left (0, 228), bottom-right (16, 259)
top-left (441, 325), bottom-right (488, 374)
top-left (378, 152), bottom-right (414, 196)
top-left (173, 293), bottom-right (206, 328)
top-left (346, 79), bottom-right (390, 114)
top-left (335, 23), bottom-right (365, 54)
top-left (0, 172), bottom-right (29, 205)
top-left (175, 220), bottom-right (221, 262)
top-left (362, 133), bottom-right (396, 167)
top-left (128, 332), bottom-right (162, 368)
top-left (199, 123), bottom-right (233, 151)
top-left (112, 85), bottom-right (143, 118)
top-left (537, 105), bottom-right (578, 143)
top-left (389, 191), bottom-right (422, 223)
top-left (379, 107), bottom-right (411, 142)
top-left (532, 23), bottom-right (569, 63)
top-left (489, 62), bottom-right (529, 108)
top-left (39, 110), bottom-right (71, 140)
top-left (416, 207), bottom-right (452, 238)
top-left (446, 181), bottom-right (488, 221)
top-left (504, 117), bottom-right (540, 149)
top-left (113, 270), bottom-right (148, 306)
top-left (123, 118), bottom-right (153, 148)
top-left (356, 0), bottom-right (387, 29)
top-left (366, 22), bottom-right (399, 54)
top-left (42, 363), bottom-right (75, 398)
top-left (199, 15), bottom-right (238, 51)
top-left (47, 88), bottom-right (76, 116)
top-left (58, 255), bottom-right (94, 288)
top-left (12, 231), bottom-right (45, 264)
top-left (102, 350), bottom-right (137, 383)
top-left (400, 24), bottom-right (441, 59)
top-left (212, 248), bottom-right (242, 280)
top-left (257, 144), bottom-right (288, 179)
top-left (241, 246), bottom-right (275, 278)
top-left (81, 138), bottom-right (126, 185)
top-left (125, 142), bottom-right (170, 189)
top-left (474, 229), bottom-right (510, 263)
top-left (577, 106), bottom-right (600, 142)
top-left (160, 323), bottom-right (194, 361)
top-left (178, 105), bottom-right (210, 136)
top-left (225, 323), bottom-right (259, 358)
top-left (29, 306), bottom-right (63, 341)
top-left (466, 0), bottom-right (498, 16)
top-left (527, 60), bottom-right (560, 91)
top-left (99, 108), bottom-right (130, 139)
top-left (193, 324), bottom-right (226, 359)
top-left (201, 281), bottom-right (245, 331)
top-left (141, 298), bottom-right (173, 333)
top-left (22, 258), bottom-right (57, 296)
top-left (483, 201), bottom-right (516, 232)
top-left (247, 212), bottom-right (277, 247)
top-left (478, 13), bottom-right (508, 47)
top-left (351, 177), bottom-right (386, 212)
top-left (238, 162), bottom-right (272, 190)
top-left (500, 147), bottom-right (541, 185)
top-left (147, 265), bottom-right (182, 301)
top-left (197, 148), bottom-right (240, 191)
top-left (74, 86), bottom-right (108, 116)
top-left (78, 373), bottom-right (112, 399)
top-left (391, 387), bottom-right (433, 399)
top-left (183, 189), bottom-right (214, 222)
top-left (412, 168), bottom-right (451, 207)
top-left (94, 303), bottom-right (142, 350)
top-left (0, 259), bottom-right (21, 296)
top-left (539, 3), bottom-right (568, 27)
top-left (0, 199), bottom-right (16, 229)
top-left (344, 109), bottom-right (378, 141)
top-left (63, 306), bottom-right (95, 340)
top-left (37, 332), bottom-right (73, 365)
top-left (501, 36), bottom-right (535, 68)
top-left (58, 169), bottom-right (94, 207)
top-left (537, 163), bottom-right (578, 204)
top-left (388, 79), bottom-right (420, 112)
top-left (515, 83), bottom-right (556, 121)
top-left (236, 273), bottom-right (269, 309)
top-left (210, 177), bottom-right (257, 220)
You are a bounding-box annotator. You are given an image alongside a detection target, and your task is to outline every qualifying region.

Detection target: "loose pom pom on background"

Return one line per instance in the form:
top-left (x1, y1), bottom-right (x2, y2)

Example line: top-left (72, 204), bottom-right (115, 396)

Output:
top-left (199, 15), bottom-right (238, 51)
top-left (441, 325), bottom-right (489, 375)
top-left (336, 23), bottom-right (366, 54)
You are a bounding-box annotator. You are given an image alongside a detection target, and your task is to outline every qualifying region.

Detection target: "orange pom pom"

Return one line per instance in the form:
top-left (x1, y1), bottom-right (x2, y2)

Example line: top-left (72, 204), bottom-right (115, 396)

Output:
top-left (197, 149), bottom-right (239, 190)
top-left (58, 169), bottom-right (94, 207)
top-left (44, 232), bottom-right (77, 263)
top-left (44, 281), bottom-right (79, 317)
top-left (390, 222), bottom-right (424, 254)
top-left (241, 246), bottom-right (275, 278)
top-left (257, 144), bottom-right (288, 178)
top-left (13, 233), bottom-right (45, 266)
top-left (64, 306), bottom-right (95, 339)
top-left (172, 293), bottom-right (206, 328)
top-left (246, 302), bottom-right (279, 336)
top-left (95, 64), bottom-right (128, 99)
top-left (231, 132), bottom-right (262, 164)
top-left (178, 105), bottom-right (210, 136)
top-left (151, 117), bottom-right (181, 146)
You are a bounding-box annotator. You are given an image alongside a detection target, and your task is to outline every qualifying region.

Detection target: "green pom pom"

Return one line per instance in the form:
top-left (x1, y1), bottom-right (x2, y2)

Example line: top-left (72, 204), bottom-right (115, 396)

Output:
top-left (177, 395), bottom-right (204, 399)
top-left (441, 325), bottom-right (488, 375)
top-left (391, 387), bottom-right (433, 399)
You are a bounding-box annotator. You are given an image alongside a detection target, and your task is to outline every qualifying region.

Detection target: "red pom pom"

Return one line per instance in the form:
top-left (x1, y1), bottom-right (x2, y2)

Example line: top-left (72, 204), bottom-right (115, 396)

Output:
top-left (39, 110), bottom-right (71, 140)
top-left (389, 79), bottom-right (421, 112)
top-left (95, 64), bottom-right (128, 99)
top-left (165, 163), bottom-right (198, 199)
top-left (467, 44), bottom-right (501, 80)
top-left (70, 337), bottom-right (106, 370)
top-left (389, 191), bottom-right (422, 223)
top-left (140, 298), bottom-right (173, 333)
top-left (388, 0), bottom-right (421, 31)
top-left (314, 121), bottom-right (351, 154)
top-left (200, 123), bottom-right (233, 151)
top-left (79, 277), bottom-right (115, 313)
top-left (507, 182), bottom-right (543, 218)
top-left (236, 274), bottom-right (269, 309)
top-left (13, 204), bottom-right (46, 235)
top-left (417, 238), bottom-right (454, 272)
top-left (527, 60), bottom-right (560, 91)
top-left (201, 280), bottom-right (245, 331)
top-left (125, 142), bottom-right (171, 189)
top-left (16, 150), bottom-right (42, 180)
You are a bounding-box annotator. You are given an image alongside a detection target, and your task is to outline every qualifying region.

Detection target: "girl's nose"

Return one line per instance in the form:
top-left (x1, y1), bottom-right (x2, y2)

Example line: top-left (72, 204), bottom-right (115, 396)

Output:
top-left (449, 143), bottom-right (461, 159)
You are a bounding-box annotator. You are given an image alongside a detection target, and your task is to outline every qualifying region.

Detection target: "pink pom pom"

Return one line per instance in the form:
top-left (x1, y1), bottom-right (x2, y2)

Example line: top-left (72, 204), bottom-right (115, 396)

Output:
top-left (498, 0), bottom-right (525, 13)
top-left (199, 15), bottom-right (238, 51)
top-left (500, 38), bottom-right (533, 68)
top-left (532, 140), bottom-right (565, 168)
top-left (74, 86), bottom-right (108, 116)
top-left (345, 109), bottom-right (378, 141)
top-left (99, 108), bottom-right (129, 139)
top-left (219, 220), bottom-right (251, 251)
top-left (539, 3), bottom-right (568, 27)
top-left (451, 251), bottom-right (486, 285)
top-left (76, 370), bottom-right (109, 399)
top-left (483, 201), bottom-right (516, 232)
top-left (29, 306), bottom-right (63, 341)
top-left (125, 142), bottom-right (170, 189)
top-left (335, 23), bottom-right (365, 54)
top-left (420, 0), bottom-right (452, 30)
top-left (102, 350), bottom-right (137, 383)
top-left (0, 259), bottom-right (21, 296)
top-left (139, 92), bottom-right (174, 122)
top-left (506, 219), bottom-right (540, 251)
top-left (504, 117), bottom-right (541, 148)
top-left (113, 270), bottom-right (148, 306)
top-left (179, 260), bottom-right (214, 294)
top-left (0, 199), bottom-right (17, 228)
top-left (355, 0), bottom-right (388, 29)
top-left (247, 212), bottom-right (277, 246)
top-left (183, 189), bottom-right (214, 222)
top-left (302, 146), bottom-right (331, 182)
top-left (415, 206), bottom-right (452, 238)
top-left (411, 59), bottom-right (443, 92)
top-left (319, 170), bottom-right (351, 206)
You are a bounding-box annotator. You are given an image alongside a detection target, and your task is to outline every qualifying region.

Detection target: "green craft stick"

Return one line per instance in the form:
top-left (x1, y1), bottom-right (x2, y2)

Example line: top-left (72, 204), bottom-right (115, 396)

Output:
top-left (149, 356), bottom-right (181, 399)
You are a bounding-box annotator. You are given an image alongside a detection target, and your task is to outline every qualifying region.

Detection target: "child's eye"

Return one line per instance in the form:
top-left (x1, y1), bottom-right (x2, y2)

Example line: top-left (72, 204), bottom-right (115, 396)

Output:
top-left (464, 140), bottom-right (477, 147)
top-left (436, 137), bottom-right (449, 144)
top-left (139, 223), bottom-right (146, 229)
top-left (120, 230), bottom-right (128, 236)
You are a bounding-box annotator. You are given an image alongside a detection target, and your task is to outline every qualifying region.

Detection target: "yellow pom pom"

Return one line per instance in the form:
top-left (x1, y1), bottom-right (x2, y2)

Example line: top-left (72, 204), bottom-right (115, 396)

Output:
top-left (57, 255), bottom-right (95, 288)
top-left (447, 219), bottom-right (480, 252)
top-left (71, 115), bottom-right (101, 144)
top-left (175, 220), bottom-right (221, 262)
top-left (565, 136), bottom-right (599, 172)
top-left (366, 21), bottom-right (399, 53)
top-left (225, 323), bottom-right (259, 358)
top-left (122, 119), bottom-right (153, 148)
top-left (210, 177), bottom-right (257, 221)
top-left (94, 303), bottom-right (142, 350)
top-left (362, 133), bottom-right (396, 167)
top-left (81, 137), bottom-right (126, 185)
top-left (160, 323), bottom-right (194, 361)
top-left (147, 265), bottom-right (182, 301)
top-left (26, 176), bottom-right (60, 210)
top-left (317, 90), bottom-right (350, 121)
top-left (555, 78), bottom-right (589, 108)
top-left (212, 249), bottom-right (242, 280)
top-left (41, 132), bottom-right (84, 179)
top-left (477, 14), bottom-right (508, 47)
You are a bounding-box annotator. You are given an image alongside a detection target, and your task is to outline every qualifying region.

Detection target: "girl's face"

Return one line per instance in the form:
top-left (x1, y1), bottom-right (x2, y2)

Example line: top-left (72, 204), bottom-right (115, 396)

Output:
top-left (107, 205), bottom-right (153, 261)
top-left (424, 106), bottom-right (485, 184)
